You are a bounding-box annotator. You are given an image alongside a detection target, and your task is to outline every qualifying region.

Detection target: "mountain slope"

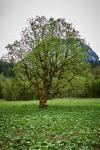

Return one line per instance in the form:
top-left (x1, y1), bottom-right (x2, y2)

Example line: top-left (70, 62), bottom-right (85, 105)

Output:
top-left (87, 47), bottom-right (99, 63)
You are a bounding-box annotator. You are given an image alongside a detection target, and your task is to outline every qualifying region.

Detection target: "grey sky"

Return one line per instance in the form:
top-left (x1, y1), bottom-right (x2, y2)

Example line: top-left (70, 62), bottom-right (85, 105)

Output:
top-left (0, 0), bottom-right (100, 58)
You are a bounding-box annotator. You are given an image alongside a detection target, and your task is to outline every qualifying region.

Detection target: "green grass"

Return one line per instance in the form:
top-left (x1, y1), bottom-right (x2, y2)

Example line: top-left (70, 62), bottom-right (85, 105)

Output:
top-left (0, 98), bottom-right (100, 150)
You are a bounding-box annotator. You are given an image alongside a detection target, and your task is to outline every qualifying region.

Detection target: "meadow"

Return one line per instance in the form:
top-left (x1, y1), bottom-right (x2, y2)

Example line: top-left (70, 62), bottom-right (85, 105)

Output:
top-left (0, 98), bottom-right (100, 150)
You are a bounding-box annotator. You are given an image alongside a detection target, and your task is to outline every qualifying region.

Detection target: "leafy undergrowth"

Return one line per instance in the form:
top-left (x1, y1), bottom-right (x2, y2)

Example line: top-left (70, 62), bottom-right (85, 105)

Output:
top-left (0, 98), bottom-right (100, 150)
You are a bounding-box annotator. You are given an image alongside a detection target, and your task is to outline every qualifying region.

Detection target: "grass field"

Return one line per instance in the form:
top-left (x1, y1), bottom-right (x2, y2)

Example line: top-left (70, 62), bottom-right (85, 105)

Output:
top-left (0, 98), bottom-right (100, 150)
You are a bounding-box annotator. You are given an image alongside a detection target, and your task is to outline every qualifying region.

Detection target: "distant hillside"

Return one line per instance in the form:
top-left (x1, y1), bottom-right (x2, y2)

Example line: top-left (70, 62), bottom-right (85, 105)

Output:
top-left (85, 46), bottom-right (100, 68)
top-left (87, 47), bottom-right (99, 63)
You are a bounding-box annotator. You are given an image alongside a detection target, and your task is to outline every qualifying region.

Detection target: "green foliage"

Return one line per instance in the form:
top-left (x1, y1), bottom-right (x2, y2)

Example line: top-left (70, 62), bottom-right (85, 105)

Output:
top-left (14, 77), bottom-right (35, 100)
top-left (1, 76), bottom-right (34, 101)
top-left (0, 60), bottom-right (15, 77)
top-left (92, 64), bottom-right (100, 79)
top-left (91, 79), bottom-right (100, 97)
top-left (0, 84), bottom-right (2, 98)
top-left (5, 16), bottom-right (88, 103)
top-left (0, 99), bottom-right (100, 149)
top-left (84, 79), bottom-right (100, 98)
top-left (2, 78), bottom-right (17, 100)
top-left (83, 63), bottom-right (100, 98)
top-left (0, 74), bottom-right (5, 99)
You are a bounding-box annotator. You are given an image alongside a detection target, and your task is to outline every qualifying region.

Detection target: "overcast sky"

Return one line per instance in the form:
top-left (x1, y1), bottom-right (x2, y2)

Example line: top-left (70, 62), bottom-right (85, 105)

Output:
top-left (0, 0), bottom-right (100, 58)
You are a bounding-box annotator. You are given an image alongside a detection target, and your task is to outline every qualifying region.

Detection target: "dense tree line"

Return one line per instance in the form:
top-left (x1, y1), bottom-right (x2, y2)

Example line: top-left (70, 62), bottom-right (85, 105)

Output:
top-left (0, 60), bottom-right (15, 77)
top-left (0, 59), bottom-right (100, 101)
top-left (0, 56), bottom-right (100, 100)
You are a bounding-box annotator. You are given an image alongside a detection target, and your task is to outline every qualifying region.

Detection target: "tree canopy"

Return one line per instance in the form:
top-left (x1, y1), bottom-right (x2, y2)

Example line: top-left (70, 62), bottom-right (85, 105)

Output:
top-left (5, 16), bottom-right (88, 107)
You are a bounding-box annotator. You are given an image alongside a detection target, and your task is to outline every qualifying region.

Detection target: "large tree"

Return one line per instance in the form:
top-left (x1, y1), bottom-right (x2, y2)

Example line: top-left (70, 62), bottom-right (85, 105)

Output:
top-left (6, 16), bottom-right (88, 108)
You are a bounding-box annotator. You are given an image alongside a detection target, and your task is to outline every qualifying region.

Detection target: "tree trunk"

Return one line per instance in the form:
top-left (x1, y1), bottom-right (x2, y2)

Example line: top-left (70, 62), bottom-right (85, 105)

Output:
top-left (39, 88), bottom-right (48, 108)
